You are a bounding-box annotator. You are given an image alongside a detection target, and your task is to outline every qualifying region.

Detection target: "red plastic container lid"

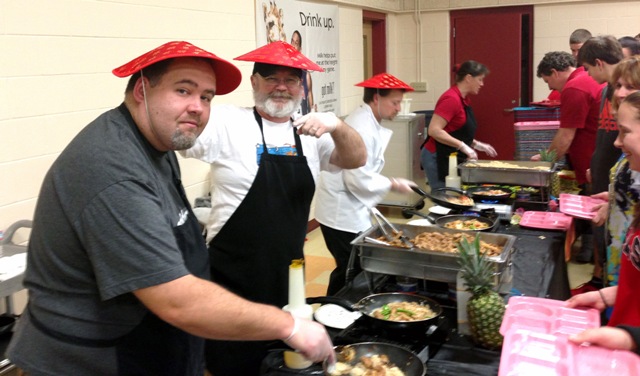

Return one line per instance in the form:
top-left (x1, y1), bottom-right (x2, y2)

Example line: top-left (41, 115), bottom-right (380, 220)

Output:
top-left (559, 194), bottom-right (606, 220)
top-left (499, 297), bottom-right (640, 376)
top-left (500, 296), bottom-right (599, 337)
top-left (514, 121), bottom-right (560, 130)
top-left (519, 211), bottom-right (573, 231)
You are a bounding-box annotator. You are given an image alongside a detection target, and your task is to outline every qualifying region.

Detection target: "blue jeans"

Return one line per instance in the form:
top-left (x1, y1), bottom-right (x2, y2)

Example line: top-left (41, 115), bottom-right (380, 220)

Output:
top-left (421, 147), bottom-right (444, 191)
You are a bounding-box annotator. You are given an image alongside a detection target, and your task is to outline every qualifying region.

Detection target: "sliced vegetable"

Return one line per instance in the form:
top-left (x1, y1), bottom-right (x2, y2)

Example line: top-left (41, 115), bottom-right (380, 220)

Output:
top-left (396, 308), bottom-right (415, 317)
top-left (381, 304), bottom-right (391, 320)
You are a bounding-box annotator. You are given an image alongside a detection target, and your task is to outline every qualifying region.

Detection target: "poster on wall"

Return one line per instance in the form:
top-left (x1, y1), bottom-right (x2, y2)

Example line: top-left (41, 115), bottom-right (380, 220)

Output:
top-left (255, 0), bottom-right (340, 115)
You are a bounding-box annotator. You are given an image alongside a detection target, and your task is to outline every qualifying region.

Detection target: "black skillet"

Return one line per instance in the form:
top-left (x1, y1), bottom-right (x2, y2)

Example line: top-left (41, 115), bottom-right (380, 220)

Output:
top-left (466, 186), bottom-right (513, 202)
top-left (435, 214), bottom-right (497, 232)
top-left (323, 342), bottom-right (426, 376)
top-left (401, 209), bottom-right (496, 231)
top-left (307, 293), bottom-right (443, 331)
top-left (411, 186), bottom-right (475, 211)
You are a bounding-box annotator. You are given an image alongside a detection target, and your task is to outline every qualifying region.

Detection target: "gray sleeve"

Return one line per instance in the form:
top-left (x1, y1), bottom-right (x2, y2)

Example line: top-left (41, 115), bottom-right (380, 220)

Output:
top-left (77, 180), bottom-right (190, 300)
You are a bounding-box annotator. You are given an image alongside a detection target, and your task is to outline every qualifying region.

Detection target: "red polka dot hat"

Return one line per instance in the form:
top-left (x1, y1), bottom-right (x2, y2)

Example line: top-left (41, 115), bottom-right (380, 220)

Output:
top-left (355, 73), bottom-right (414, 91)
top-left (112, 41), bottom-right (242, 95)
top-left (234, 41), bottom-right (323, 72)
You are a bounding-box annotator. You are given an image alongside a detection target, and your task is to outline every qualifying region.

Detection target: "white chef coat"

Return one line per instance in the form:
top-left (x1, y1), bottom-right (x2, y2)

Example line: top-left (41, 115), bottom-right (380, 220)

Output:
top-left (315, 104), bottom-right (393, 233)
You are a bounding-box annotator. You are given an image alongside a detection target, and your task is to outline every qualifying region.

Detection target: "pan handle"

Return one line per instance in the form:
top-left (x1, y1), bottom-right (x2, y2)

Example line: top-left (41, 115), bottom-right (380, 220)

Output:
top-left (410, 185), bottom-right (429, 197)
top-left (402, 209), bottom-right (436, 223)
top-left (433, 187), bottom-right (467, 196)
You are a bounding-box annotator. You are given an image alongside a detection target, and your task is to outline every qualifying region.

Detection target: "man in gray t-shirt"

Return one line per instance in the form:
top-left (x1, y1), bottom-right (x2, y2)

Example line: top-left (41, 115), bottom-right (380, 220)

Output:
top-left (7, 41), bottom-right (335, 376)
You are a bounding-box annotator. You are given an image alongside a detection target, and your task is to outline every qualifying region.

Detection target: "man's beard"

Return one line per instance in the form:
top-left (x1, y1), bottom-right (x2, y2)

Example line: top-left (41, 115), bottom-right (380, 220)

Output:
top-left (171, 129), bottom-right (197, 150)
top-left (254, 90), bottom-right (303, 118)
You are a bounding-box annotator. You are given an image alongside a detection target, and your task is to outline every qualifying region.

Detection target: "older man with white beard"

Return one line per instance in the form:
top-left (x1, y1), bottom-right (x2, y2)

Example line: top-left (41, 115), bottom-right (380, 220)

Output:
top-left (181, 41), bottom-right (365, 376)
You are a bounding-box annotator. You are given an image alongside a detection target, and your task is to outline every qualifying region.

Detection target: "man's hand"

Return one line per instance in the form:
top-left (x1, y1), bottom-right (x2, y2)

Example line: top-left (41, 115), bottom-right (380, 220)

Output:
top-left (284, 317), bottom-right (335, 364)
top-left (390, 177), bottom-right (417, 193)
top-left (294, 112), bottom-right (339, 138)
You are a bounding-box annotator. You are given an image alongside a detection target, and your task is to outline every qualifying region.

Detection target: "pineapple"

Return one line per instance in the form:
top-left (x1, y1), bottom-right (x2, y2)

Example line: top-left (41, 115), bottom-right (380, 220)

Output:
top-left (539, 148), bottom-right (557, 163)
top-left (539, 149), bottom-right (560, 196)
top-left (457, 234), bottom-right (505, 350)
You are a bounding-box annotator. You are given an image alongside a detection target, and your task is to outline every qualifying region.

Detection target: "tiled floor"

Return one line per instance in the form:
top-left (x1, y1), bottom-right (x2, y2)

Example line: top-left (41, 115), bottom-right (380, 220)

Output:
top-left (303, 205), bottom-right (595, 297)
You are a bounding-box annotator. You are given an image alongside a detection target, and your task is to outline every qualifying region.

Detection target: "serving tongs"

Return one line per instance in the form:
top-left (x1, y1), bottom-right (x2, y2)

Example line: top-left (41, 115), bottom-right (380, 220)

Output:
top-left (370, 207), bottom-right (414, 248)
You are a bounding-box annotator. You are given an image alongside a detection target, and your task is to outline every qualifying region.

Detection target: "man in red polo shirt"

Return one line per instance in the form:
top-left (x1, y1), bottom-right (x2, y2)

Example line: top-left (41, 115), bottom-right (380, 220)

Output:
top-left (533, 51), bottom-right (605, 262)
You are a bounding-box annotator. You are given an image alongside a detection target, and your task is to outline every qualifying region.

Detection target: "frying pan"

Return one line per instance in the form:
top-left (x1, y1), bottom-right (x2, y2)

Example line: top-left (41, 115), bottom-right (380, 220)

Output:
top-left (307, 293), bottom-right (443, 331)
top-left (411, 186), bottom-right (475, 211)
top-left (434, 214), bottom-right (497, 232)
top-left (466, 186), bottom-right (512, 202)
top-left (323, 342), bottom-right (426, 376)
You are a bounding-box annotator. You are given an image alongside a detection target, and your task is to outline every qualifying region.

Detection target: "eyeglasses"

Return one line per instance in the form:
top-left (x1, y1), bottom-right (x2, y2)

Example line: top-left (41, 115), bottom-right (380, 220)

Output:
top-left (259, 75), bottom-right (301, 89)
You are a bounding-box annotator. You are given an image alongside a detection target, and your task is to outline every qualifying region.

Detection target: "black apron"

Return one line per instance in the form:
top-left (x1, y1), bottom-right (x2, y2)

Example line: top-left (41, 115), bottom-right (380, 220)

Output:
top-left (206, 108), bottom-right (315, 376)
top-left (435, 102), bottom-right (478, 181)
top-left (27, 153), bottom-right (210, 376)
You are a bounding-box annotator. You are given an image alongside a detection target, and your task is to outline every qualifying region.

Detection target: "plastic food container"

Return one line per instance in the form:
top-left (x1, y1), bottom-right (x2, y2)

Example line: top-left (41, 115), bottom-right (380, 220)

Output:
top-left (518, 211), bottom-right (572, 231)
top-left (499, 296), bottom-right (640, 376)
top-left (559, 193), bottom-right (606, 220)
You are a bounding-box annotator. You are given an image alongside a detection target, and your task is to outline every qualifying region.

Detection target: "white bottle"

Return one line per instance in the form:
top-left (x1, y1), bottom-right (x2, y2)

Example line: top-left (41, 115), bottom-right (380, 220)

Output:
top-left (282, 259), bottom-right (313, 369)
top-left (445, 152), bottom-right (461, 189)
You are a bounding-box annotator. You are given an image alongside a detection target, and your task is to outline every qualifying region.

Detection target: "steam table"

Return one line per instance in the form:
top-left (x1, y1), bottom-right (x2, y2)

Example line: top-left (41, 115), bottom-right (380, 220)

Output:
top-left (335, 221), bottom-right (570, 376)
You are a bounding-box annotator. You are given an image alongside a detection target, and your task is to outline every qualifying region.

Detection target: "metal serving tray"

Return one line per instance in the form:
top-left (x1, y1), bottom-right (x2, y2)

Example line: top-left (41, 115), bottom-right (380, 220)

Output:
top-left (458, 160), bottom-right (555, 187)
top-left (352, 223), bottom-right (516, 283)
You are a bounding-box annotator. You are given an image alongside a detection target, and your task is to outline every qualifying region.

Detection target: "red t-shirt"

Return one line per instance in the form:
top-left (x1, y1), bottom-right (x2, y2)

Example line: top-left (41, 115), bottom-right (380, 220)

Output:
top-left (425, 86), bottom-right (471, 153)
top-left (547, 90), bottom-right (561, 101)
top-left (559, 68), bottom-right (604, 184)
top-left (608, 227), bottom-right (640, 327)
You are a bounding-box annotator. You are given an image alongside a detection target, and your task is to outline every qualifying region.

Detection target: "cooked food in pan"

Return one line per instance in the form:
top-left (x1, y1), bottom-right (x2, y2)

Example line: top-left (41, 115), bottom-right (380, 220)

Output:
top-left (465, 160), bottom-right (551, 170)
top-left (372, 301), bottom-right (437, 322)
top-left (443, 219), bottom-right (490, 230)
top-left (330, 354), bottom-right (405, 376)
top-left (377, 231), bottom-right (502, 256)
top-left (412, 232), bottom-right (502, 256)
top-left (445, 195), bottom-right (474, 206)
top-left (473, 189), bottom-right (509, 196)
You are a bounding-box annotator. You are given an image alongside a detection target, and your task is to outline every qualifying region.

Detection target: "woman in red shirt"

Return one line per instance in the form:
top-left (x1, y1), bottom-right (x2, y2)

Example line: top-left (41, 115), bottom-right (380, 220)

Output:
top-left (420, 61), bottom-right (497, 191)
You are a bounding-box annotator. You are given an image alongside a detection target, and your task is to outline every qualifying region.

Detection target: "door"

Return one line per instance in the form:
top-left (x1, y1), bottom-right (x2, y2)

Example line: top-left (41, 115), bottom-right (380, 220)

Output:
top-left (363, 22), bottom-right (373, 79)
top-left (451, 6), bottom-right (533, 161)
top-left (363, 10), bottom-right (386, 75)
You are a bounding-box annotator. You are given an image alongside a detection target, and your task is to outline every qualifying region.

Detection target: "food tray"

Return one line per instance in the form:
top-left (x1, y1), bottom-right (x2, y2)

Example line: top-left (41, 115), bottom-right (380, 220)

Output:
top-left (351, 223), bottom-right (516, 283)
top-left (459, 160), bottom-right (555, 187)
top-left (499, 296), bottom-right (640, 376)
top-left (499, 296), bottom-right (599, 337)
top-left (519, 211), bottom-right (573, 231)
top-left (500, 329), bottom-right (640, 376)
top-left (559, 193), bottom-right (606, 220)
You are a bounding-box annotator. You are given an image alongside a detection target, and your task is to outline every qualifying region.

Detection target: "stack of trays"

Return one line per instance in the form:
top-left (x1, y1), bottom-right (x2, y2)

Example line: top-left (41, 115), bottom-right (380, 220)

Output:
top-left (513, 107), bottom-right (561, 122)
top-left (514, 121), bottom-right (560, 161)
top-left (499, 296), bottom-right (640, 375)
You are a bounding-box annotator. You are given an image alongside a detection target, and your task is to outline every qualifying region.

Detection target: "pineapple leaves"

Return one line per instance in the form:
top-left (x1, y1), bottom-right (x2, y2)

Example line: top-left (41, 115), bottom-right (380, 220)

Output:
top-left (539, 148), bottom-right (557, 163)
top-left (457, 234), bottom-right (494, 296)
